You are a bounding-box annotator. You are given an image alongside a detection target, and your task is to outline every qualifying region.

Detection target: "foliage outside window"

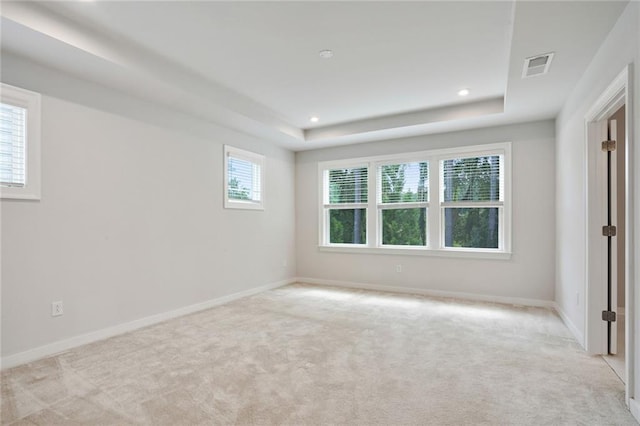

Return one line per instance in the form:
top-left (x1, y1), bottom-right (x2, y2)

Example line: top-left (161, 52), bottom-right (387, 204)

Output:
top-left (319, 143), bottom-right (511, 257)
top-left (0, 83), bottom-right (41, 200)
top-left (224, 145), bottom-right (264, 210)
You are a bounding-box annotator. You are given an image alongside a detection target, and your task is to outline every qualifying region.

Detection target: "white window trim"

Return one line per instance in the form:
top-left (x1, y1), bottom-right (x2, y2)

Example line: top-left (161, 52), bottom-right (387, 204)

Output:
top-left (320, 161), bottom-right (369, 246)
top-left (437, 145), bottom-right (510, 253)
top-left (318, 142), bottom-right (512, 259)
top-left (0, 83), bottom-right (41, 200)
top-left (223, 145), bottom-right (265, 211)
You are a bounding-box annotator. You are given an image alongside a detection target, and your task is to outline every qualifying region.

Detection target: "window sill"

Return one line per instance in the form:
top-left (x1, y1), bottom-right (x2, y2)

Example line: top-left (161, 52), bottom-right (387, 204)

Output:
top-left (318, 245), bottom-right (512, 260)
top-left (224, 201), bottom-right (264, 210)
top-left (1, 188), bottom-right (41, 201)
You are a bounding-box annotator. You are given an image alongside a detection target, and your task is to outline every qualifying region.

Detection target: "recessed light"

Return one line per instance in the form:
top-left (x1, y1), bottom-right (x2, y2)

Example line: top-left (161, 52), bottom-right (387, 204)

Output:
top-left (458, 88), bottom-right (470, 97)
top-left (318, 50), bottom-right (333, 59)
top-left (310, 116), bottom-right (319, 123)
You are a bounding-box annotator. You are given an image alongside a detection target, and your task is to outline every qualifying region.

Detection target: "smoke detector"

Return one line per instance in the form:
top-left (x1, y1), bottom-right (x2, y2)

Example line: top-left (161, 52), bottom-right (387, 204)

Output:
top-left (522, 52), bottom-right (554, 78)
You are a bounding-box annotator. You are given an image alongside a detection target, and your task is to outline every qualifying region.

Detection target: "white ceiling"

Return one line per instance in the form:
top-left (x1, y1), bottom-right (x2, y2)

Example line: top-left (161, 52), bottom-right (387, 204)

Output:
top-left (0, 1), bottom-right (629, 150)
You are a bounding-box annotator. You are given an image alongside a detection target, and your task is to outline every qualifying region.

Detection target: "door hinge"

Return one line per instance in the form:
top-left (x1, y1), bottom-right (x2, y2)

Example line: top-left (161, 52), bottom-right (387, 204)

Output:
top-left (602, 140), bottom-right (616, 151)
top-left (602, 225), bottom-right (617, 237)
top-left (602, 310), bottom-right (617, 322)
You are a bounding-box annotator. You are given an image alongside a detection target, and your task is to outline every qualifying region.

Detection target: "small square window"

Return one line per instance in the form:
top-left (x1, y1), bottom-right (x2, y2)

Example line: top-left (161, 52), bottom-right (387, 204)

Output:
top-left (223, 145), bottom-right (264, 210)
top-left (1, 83), bottom-right (41, 200)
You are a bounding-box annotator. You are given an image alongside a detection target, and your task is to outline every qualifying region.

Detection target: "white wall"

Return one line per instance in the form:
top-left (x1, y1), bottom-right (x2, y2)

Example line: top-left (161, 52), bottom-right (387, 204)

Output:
top-left (555, 0), bottom-right (639, 405)
top-left (0, 54), bottom-right (296, 358)
top-left (296, 120), bottom-right (556, 303)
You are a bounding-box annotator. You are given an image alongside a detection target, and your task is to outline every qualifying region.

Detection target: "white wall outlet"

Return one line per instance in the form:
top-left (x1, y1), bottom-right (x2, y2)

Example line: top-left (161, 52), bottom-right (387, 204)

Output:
top-left (52, 301), bottom-right (63, 317)
top-left (396, 264), bottom-right (402, 273)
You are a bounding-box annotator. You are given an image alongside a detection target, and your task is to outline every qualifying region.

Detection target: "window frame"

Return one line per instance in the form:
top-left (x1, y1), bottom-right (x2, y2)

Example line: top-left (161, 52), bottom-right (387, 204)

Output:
top-left (0, 83), bottom-right (41, 200)
top-left (376, 158), bottom-right (430, 248)
top-left (438, 148), bottom-right (507, 253)
top-left (320, 161), bottom-right (369, 247)
top-left (318, 142), bottom-right (512, 259)
top-left (223, 145), bottom-right (265, 211)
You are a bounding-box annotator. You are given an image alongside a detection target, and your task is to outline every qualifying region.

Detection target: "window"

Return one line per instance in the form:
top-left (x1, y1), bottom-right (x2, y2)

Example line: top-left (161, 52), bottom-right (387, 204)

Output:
top-left (378, 161), bottom-right (429, 246)
top-left (224, 145), bottom-right (264, 210)
top-left (0, 83), bottom-right (41, 200)
top-left (441, 155), bottom-right (503, 249)
top-left (319, 143), bottom-right (511, 258)
top-left (322, 165), bottom-right (368, 245)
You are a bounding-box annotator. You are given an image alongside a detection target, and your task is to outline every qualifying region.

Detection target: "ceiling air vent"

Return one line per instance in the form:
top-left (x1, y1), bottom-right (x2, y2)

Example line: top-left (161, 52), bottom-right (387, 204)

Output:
top-left (522, 52), bottom-right (554, 78)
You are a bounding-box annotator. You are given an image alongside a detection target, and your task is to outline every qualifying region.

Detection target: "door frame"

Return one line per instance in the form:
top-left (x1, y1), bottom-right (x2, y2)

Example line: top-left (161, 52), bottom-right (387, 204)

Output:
top-left (584, 64), bottom-right (634, 403)
top-left (609, 117), bottom-right (620, 355)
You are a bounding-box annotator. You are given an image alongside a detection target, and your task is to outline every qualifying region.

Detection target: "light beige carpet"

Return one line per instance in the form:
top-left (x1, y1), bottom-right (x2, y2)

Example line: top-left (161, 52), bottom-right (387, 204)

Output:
top-left (1, 283), bottom-right (637, 425)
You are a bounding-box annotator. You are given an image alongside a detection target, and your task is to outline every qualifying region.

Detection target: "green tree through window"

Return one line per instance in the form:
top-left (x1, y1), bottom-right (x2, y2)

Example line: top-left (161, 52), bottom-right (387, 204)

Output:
top-left (228, 176), bottom-right (250, 200)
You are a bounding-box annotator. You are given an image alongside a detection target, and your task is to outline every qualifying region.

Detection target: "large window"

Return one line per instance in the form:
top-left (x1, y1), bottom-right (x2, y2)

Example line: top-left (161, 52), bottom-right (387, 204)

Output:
top-left (319, 143), bottom-right (511, 257)
top-left (224, 145), bottom-right (264, 210)
top-left (0, 83), bottom-right (41, 200)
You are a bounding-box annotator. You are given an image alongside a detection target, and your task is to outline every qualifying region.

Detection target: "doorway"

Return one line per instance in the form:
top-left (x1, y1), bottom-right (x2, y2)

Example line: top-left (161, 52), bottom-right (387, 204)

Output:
top-left (584, 65), bottom-right (633, 406)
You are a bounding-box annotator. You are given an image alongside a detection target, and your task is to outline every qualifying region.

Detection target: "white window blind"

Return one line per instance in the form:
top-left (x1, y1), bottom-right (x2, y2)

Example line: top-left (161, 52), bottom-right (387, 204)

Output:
top-left (441, 155), bottom-right (503, 203)
top-left (328, 167), bottom-right (368, 204)
top-left (378, 161), bottom-right (429, 204)
top-left (0, 102), bottom-right (27, 187)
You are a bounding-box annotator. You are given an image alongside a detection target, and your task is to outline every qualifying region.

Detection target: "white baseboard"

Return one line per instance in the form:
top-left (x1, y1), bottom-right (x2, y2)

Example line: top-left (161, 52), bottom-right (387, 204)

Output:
top-left (552, 302), bottom-right (585, 347)
top-left (631, 398), bottom-right (640, 424)
top-left (1, 278), bottom-right (295, 370)
top-left (295, 277), bottom-right (555, 308)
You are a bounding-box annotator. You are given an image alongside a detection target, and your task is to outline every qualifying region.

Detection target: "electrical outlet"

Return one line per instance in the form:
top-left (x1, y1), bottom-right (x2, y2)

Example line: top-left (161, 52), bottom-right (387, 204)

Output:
top-left (52, 301), bottom-right (63, 317)
top-left (396, 264), bottom-right (402, 273)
